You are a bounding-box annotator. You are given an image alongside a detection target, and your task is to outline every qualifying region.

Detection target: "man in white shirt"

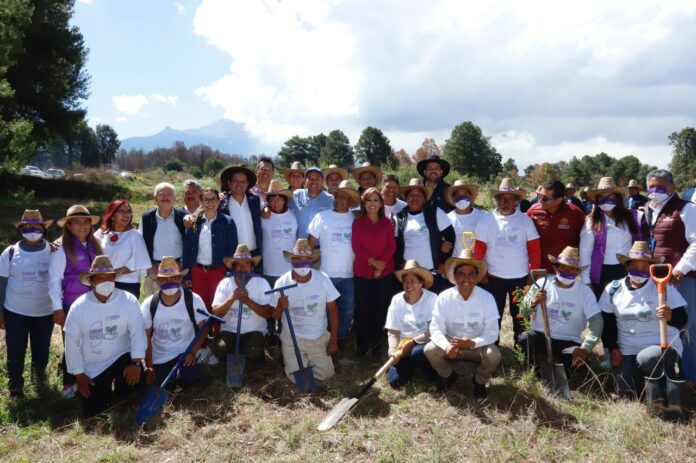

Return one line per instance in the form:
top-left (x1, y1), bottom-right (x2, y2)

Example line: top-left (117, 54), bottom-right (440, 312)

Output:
top-left (219, 165), bottom-right (263, 259)
top-left (444, 179), bottom-right (488, 256)
top-left (182, 179), bottom-right (202, 215)
top-left (381, 174), bottom-right (407, 220)
top-left (64, 255), bottom-right (147, 417)
top-left (424, 249), bottom-right (501, 396)
top-left (271, 239), bottom-right (340, 383)
top-left (250, 157), bottom-right (275, 205)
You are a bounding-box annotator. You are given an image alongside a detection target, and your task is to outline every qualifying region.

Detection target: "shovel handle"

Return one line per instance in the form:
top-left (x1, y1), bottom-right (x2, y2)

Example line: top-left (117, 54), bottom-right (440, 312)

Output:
top-left (374, 356), bottom-right (399, 380)
top-left (540, 298), bottom-right (554, 363)
top-left (650, 264), bottom-right (672, 350)
top-left (658, 290), bottom-right (668, 349)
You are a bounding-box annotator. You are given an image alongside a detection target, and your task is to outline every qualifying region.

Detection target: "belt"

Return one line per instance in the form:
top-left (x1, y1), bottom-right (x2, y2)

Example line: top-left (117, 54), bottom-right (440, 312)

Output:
top-left (196, 263), bottom-right (218, 271)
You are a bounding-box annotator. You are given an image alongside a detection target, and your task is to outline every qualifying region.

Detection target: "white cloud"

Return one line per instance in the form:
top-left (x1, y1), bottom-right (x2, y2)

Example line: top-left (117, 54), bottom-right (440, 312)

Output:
top-left (77, 0), bottom-right (93, 5)
top-left (175, 2), bottom-right (185, 15)
top-left (112, 94), bottom-right (149, 115)
top-left (87, 116), bottom-right (102, 126)
top-left (151, 93), bottom-right (178, 105)
top-left (115, 116), bottom-right (128, 123)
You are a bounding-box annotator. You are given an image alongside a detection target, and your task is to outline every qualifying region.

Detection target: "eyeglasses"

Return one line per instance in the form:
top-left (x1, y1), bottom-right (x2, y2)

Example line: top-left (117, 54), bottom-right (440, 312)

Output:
top-left (202, 197), bottom-right (219, 203)
top-left (538, 195), bottom-right (556, 202)
top-left (257, 167), bottom-right (273, 172)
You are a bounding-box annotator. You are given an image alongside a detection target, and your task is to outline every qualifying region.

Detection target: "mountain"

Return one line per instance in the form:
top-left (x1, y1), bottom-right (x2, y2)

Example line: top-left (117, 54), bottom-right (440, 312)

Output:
top-left (120, 119), bottom-right (276, 155)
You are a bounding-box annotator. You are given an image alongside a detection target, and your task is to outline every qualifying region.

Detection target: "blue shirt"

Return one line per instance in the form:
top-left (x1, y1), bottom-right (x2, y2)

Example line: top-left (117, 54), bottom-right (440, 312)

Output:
top-left (291, 189), bottom-right (334, 238)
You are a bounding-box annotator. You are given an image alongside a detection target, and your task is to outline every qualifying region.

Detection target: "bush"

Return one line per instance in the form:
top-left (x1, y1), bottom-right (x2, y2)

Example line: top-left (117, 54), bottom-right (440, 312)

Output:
top-left (0, 172), bottom-right (126, 201)
top-left (190, 166), bottom-right (203, 179)
top-left (204, 157), bottom-right (225, 176)
top-left (164, 158), bottom-right (184, 172)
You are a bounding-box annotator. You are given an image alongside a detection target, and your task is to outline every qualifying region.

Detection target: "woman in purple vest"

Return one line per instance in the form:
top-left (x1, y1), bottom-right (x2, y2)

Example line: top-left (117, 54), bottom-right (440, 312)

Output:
top-left (48, 205), bottom-right (103, 399)
top-left (579, 177), bottom-right (643, 299)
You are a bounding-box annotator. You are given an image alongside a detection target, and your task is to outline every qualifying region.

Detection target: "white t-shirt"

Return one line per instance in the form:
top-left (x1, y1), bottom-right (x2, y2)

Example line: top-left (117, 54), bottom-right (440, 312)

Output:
top-left (141, 290), bottom-right (208, 364)
top-left (528, 277), bottom-right (600, 344)
top-left (64, 289), bottom-right (147, 378)
top-left (212, 275), bottom-right (271, 334)
top-left (578, 216), bottom-right (633, 284)
top-left (429, 286), bottom-right (500, 350)
top-left (0, 241), bottom-right (52, 316)
top-left (271, 270), bottom-right (340, 340)
top-left (384, 289), bottom-right (437, 339)
top-left (599, 279), bottom-right (686, 356)
top-left (261, 211), bottom-right (298, 277)
top-left (94, 229), bottom-right (151, 284)
top-left (474, 210), bottom-right (539, 278)
top-left (228, 196), bottom-right (257, 251)
top-left (447, 208), bottom-right (489, 257)
top-left (402, 209), bottom-right (451, 270)
top-left (307, 210), bottom-right (355, 278)
top-left (384, 199), bottom-right (407, 219)
top-left (196, 217), bottom-right (214, 265)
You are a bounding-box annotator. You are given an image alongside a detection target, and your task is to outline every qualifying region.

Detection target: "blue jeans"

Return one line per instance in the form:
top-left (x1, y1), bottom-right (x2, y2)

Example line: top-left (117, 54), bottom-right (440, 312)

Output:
top-left (153, 355), bottom-right (201, 387)
top-left (676, 277), bottom-right (696, 381)
top-left (3, 309), bottom-right (54, 392)
top-left (615, 346), bottom-right (680, 398)
top-left (330, 277), bottom-right (355, 341)
top-left (387, 343), bottom-right (437, 387)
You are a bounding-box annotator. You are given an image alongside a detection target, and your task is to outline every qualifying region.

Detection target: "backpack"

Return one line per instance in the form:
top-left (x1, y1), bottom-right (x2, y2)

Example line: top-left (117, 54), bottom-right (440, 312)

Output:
top-left (149, 288), bottom-right (198, 332)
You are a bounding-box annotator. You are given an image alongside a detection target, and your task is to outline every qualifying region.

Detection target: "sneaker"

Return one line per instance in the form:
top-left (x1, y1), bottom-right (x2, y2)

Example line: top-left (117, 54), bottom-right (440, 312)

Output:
top-left (436, 371), bottom-right (458, 392)
top-left (472, 376), bottom-right (488, 398)
top-left (206, 352), bottom-right (220, 365)
top-left (196, 346), bottom-right (212, 364)
top-left (62, 383), bottom-right (77, 400)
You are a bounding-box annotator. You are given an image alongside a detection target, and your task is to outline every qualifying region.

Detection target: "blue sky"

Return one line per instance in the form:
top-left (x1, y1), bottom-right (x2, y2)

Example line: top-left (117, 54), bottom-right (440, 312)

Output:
top-left (73, 0), bottom-right (696, 168)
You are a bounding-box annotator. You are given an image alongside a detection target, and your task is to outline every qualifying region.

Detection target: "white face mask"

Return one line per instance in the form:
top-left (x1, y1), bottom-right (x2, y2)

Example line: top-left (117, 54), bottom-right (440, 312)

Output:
top-left (629, 275), bottom-right (649, 285)
top-left (649, 192), bottom-right (669, 205)
top-left (22, 232), bottom-right (43, 242)
top-left (293, 267), bottom-right (311, 276)
top-left (162, 287), bottom-right (179, 296)
top-left (598, 203), bottom-right (616, 212)
top-left (555, 274), bottom-right (576, 286)
top-left (94, 281), bottom-right (115, 297)
top-left (455, 199), bottom-right (471, 210)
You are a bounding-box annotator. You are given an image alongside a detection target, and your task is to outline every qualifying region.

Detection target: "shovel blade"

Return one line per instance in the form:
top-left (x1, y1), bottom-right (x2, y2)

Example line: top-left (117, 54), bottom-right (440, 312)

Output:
top-left (227, 354), bottom-right (246, 388)
top-left (553, 363), bottom-right (571, 400)
top-left (317, 397), bottom-right (359, 431)
top-left (292, 366), bottom-right (315, 393)
top-left (136, 386), bottom-right (170, 425)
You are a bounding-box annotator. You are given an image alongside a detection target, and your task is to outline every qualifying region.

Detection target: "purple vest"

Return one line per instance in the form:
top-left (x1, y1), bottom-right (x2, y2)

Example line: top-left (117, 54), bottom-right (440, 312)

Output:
top-left (61, 238), bottom-right (97, 306)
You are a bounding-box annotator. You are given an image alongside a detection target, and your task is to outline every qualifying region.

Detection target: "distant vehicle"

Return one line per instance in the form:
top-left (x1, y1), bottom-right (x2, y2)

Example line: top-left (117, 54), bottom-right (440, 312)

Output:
top-left (20, 166), bottom-right (47, 178)
top-left (46, 168), bottom-right (66, 179)
top-left (120, 171), bottom-right (136, 179)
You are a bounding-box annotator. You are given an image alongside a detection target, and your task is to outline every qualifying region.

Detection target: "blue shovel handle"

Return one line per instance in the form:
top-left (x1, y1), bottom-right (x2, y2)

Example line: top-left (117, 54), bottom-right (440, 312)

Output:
top-left (264, 284), bottom-right (304, 370)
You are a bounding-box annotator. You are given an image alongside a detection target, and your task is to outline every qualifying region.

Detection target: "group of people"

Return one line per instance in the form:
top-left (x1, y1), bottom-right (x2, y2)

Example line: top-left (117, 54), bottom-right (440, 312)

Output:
top-left (1, 154), bottom-right (694, 420)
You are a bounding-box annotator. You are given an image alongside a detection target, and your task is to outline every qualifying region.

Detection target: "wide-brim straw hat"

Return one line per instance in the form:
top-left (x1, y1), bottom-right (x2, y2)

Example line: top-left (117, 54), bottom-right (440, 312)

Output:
top-left (266, 179), bottom-right (293, 200)
top-left (491, 178), bottom-right (526, 199)
top-left (14, 209), bottom-right (53, 229)
top-left (220, 165), bottom-right (257, 191)
top-left (157, 256), bottom-right (184, 278)
top-left (400, 178), bottom-right (433, 201)
top-left (587, 177), bottom-right (629, 202)
top-left (57, 205), bottom-right (100, 228)
top-left (324, 164), bottom-right (348, 182)
top-left (617, 241), bottom-right (664, 266)
top-left (416, 155), bottom-right (451, 178)
top-left (283, 161), bottom-right (305, 183)
top-left (224, 244), bottom-right (262, 268)
top-left (334, 179), bottom-right (362, 208)
top-left (547, 246), bottom-right (588, 270)
top-left (445, 179), bottom-right (480, 207)
top-left (352, 162), bottom-right (383, 186)
top-left (444, 249), bottom-right (488, 285)
top-left (283, 239), bottom-right (320, 262)
top-left (394, 259), bottom-right (434, 289)
top-left (78, 255), bottom-right (117, 286)
top-left (627, 179), bottom-right (642, 190)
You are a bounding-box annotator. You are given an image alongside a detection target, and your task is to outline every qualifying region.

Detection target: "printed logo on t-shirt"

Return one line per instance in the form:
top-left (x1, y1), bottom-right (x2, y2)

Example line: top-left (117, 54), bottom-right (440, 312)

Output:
top-left (22, 265), bottom-right (49, 286)
top-left (271, 223), bottom-right (295, 245)
top-left (156, 320), bottom-right (185, 343)
top-left (330, 227), bottom-right (352, 247)
top-left (231, 305), bottom-right (254, 320)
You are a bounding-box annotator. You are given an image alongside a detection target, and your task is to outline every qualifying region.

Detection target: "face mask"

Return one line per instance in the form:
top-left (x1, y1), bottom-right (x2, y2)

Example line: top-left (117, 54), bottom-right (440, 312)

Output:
top-left (95, 281), bottom-right (115, 297)
top-left (598, 203), bottom-right (616, 212)
top-left (293, 267), bottom-right (311, 276)
top-left (454, 195), bottom-right (471, 211)
top-left (160, 282), bottom-right (180, 296)
top-left (556, 271), bottom-right (576, 286)
top-left (648, 186), bottom-right (669, 205)
top-left (628, 269), bottom-right (650, 285)
top-left (22, 232), bottom-right (43, 242)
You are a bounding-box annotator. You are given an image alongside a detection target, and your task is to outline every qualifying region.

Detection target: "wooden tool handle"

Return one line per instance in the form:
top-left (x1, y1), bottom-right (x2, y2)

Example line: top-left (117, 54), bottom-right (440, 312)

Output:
top-left (658, 290), bottom-right (668, 349)
top-left (374, 356), bottom-right (399, 379)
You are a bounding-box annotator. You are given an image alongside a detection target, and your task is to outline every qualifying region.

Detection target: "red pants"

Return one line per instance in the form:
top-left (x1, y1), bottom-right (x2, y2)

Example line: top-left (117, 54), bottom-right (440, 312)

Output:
top-left (191, 265), bottom-right (227, 335)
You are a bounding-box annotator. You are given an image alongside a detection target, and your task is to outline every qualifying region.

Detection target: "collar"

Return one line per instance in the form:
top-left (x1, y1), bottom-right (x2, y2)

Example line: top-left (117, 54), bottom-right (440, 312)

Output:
top-left (156, 208), bottom-right (174, 220)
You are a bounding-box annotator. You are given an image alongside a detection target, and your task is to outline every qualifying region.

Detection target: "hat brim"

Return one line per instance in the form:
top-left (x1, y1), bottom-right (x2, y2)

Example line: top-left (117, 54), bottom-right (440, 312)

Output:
top-left (400, 185), bottom-right (433, 202)
top-left (587, 186), bottom-right (629, 202)
top-left (445, 184), bottom-right (479, 207)
top-left (283, 168), bottom-right (305, 184)
top-left (491, 188), bottom-right (527, 199)
top-left (324, 168), bottom-right (348, 182)
top-left (352, 166), bottom-right (383, 186)
top-left (333, 188), bottom-right (362, 208)
top-left (266, 189), bottom-right (293, 201)
top-left (616, 253), bottom-right (664, 266)
top-left (57, 215), bottom-right (100, 228)
top-left (14, 219), bottom-right (53, 229)
top-left (223, 255), bottom-right (262, 268)
top-left (547, 254), bottom-right (588, 270)
top-left (156, 270), bottom-right (184, 278)
top-left (283, 249), bottom-right (321, 262)
top-left (444, 256), bottom-right (487, 285)
top-left (220, 166), bottom-right (257, 192)
top-left (394, 267), bottom-right (434, 289)
top-left (416, 158), bottom-right (451, 178)
top-left (78, 270), bottom-right (117, 286)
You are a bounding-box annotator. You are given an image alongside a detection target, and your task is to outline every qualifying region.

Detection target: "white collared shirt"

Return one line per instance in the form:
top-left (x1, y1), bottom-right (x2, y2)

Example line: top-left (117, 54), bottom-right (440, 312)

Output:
top-left (228, 195), bottom-right (257, 250)
top-left (196, 216), bottom-right (215, 265)
top-left (137, 208), bottom-right (183, 260)
top-left (94, 229), bottom-right (151, 284)
top-left (578, 215), bottom-right (633, 284)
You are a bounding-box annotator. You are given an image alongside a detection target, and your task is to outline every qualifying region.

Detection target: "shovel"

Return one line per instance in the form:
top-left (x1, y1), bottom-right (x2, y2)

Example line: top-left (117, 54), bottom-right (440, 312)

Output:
top-left (318, 350), bottom-right (401, 431)
top-left (531, 269), bottom-right (571, 400)
top-left (646, 263), bottom-right (684, 419)
top-left (226, 273), bottom-right (254, 387)
top-left (136, 309), bottom-right (225, 425)
top-left (265, 284), bottom-right (315, 393)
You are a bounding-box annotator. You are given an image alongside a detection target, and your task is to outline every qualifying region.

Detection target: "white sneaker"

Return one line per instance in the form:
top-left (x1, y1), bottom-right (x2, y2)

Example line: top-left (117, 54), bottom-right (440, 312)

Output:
top-left (206, 350), bottom-right (220, 365)
top-left (196, 346), bottom-right (211, 364)
top-left (61, 384), bottom-right (76, 400)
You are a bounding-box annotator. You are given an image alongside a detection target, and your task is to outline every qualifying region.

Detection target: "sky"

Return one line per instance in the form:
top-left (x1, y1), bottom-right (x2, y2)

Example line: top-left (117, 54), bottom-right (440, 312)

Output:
top-left (74, 0), bottom-right (696, 168)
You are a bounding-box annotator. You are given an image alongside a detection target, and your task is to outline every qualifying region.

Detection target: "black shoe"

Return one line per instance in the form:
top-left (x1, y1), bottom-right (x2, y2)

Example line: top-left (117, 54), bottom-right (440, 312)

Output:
top-left (472, 376), bottom-right (487, 398)
top-left (436, 371), bottom-right (458, 391)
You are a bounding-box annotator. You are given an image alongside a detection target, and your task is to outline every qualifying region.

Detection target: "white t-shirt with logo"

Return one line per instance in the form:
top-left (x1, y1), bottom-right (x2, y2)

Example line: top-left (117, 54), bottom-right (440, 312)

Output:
top-left (94, 229), bottom-right (151, 284)
top-left (307, 210), bottom-right (355, 278)
top-left (64, 289), bottom-right (147, 378)
top-left (141, 290), bottom-right (208, 364)
top-left (599, 279), bottom-right (686, 356)
top-left (402, 209), bottom-right (451, 270)
top-left (384, 199), bottom-right (407, 219)
top-left (271, 270), bottom-right (340, 340)
top-left (447, 208), bottom-right (489, 257)
top-left (384, 289), bottom-right (437, 338)
top-left (474, 210), bottom-right (540, 279)
top-left (0, 241), bottom-right (52, 317)
top-left (430, 286), bottom-right (500, 349)
top-left (261, 211), bottom-right (298, 277)
top-left (528, 277), bottom-right (600, 344)
top-left (212, 275), bottom-right (271, 335)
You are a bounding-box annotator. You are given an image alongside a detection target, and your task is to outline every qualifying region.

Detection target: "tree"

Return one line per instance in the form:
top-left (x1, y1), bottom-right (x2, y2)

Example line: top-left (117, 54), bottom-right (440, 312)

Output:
top-left (75, 124), bottom-right (99, 167)
top-left (307, 133), bottom-right (326, 167)
top-left (669, 127), bottom-right (696, 187)
top-left (95, 124), bottom-right (120, 165)
top-left (503, 157), bottom-right (518, 177)
top-left (164, 157), bottom-right (184, 172)
top-left (319, 130), bottom-right (354, 167)
top-left (204, 156), bottom-right (225, 176)
top-left (277, 135), bottom-right (312, 168)
top-left (561, 156), bottom-right (590, 187)
top-left (354, 126), bottom-right (392, 167)
top-left (393, 148), bottom-right (412, 166)
top-left (413, 138), bottom-right (442, 163)
top-left (444, 121), bottom-right (502, 180)
top-left (525, 162), bottom-right (561, 188)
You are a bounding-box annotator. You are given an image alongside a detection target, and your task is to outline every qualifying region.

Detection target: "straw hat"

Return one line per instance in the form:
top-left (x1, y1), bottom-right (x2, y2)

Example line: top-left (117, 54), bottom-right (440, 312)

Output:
top-left (266, 179), bottom-right (293, 200)
top-left (333, 179), bottom-right (362, 208)
top-left (352, 162), bottom-right (383, 186)
top-left (586, 177), bottom-right (628, 202)
top-left (78, 255), bottom-right (117, 286)
top-left (283, 161), bottom-right (305, 183)
top-left (416, 154), bottom-right (450, 178)
top-left (394, 259), bottom-right (434, 289)
top-left (400, 178), bottom-right (433, 201)
top-left (627, 179), bottom-right (642, 190)
top-left (547, 246), bottom-right (587, 270)
top-left (445, 179), bottom-right (480, 207)
top-left (224, 244), bottom-right (262, 268)
top-left (283, 239), bottom-right (321, 262)
top-left (444, 249), bottom-right (488, 285)
top-left (220, 164), bottom-right (256, 191)
top-left (617, 241), bottom-right (664, 266)
top-left (565, 183), bottom-right (576, 190)
top-left (14, 209), bottom-right (53, 229)
top-left (57, 205), bottom-right (100, 228)
top-left (324, 164), bottom-right (348, 182)
top-left (491, 178), bottom-right (526, 199)
top-left (156, 256), bottom-right (184, 278)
